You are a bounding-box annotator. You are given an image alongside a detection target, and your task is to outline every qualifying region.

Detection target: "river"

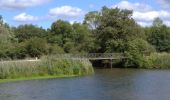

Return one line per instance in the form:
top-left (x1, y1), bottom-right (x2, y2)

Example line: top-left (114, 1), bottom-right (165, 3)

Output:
top-left (0, 68), bottom-right (170, 100)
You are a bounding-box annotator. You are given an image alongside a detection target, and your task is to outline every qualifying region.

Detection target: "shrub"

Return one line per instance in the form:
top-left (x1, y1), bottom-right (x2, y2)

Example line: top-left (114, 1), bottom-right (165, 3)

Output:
top-left (124, 38), bottom-right (155, 68)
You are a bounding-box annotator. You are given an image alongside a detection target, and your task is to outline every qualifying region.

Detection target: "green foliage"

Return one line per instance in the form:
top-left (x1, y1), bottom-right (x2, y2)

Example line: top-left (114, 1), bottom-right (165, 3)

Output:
top-left (71, 23), bottom-right (95, 52)
top-left (83, 11), bottom-right (100, 29)
top-left (0, 21), bottom-right (13, 44)
top-left (48, 44), bottom-right (64, 54)
top-left (153, 17), bottom-right (163, 27)
top-left (26, 37), bottom-right (48, 57)
top-left (50, 20), bottom-right (94, 53)
top-left (146, 53), bottom-right (170, 69)
top-left (148, 20), bottom-right (170, 52)
top-left (51, 20), bottom-right (72, 36)
top-left (88, 7), bottom-right (145, 53)
top-left (124, 38), bottom-right (155, 68)
top-left (14, 24), bottom-right (47, 42)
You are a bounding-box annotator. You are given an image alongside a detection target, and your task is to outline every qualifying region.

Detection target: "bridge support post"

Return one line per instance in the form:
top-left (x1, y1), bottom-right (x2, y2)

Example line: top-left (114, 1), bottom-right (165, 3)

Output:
top-left (110, 59), bottom-right (113, 69)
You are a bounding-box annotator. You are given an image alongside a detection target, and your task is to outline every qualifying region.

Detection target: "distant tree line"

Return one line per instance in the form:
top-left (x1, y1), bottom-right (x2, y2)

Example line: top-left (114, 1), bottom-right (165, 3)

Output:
top-left (0, 7), bottom-right (170, 68)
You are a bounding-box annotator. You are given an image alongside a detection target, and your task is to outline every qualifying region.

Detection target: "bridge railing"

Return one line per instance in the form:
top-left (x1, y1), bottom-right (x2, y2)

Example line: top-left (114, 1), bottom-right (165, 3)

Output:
top-left (52, 53), bottom-right (125, 59)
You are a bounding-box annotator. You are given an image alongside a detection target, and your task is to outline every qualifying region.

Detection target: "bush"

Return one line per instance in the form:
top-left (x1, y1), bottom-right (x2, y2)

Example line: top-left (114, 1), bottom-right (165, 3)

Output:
top-left (124, 38), bottom-right (155, 68)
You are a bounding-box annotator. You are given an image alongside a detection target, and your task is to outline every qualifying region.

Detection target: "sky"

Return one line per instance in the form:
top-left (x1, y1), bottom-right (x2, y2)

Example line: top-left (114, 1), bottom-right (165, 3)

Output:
top-left (1, 0), bottom-right (170, 29)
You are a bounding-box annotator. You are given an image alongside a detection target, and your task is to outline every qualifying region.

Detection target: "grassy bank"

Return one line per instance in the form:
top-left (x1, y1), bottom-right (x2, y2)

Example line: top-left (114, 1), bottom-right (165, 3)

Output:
top-left (0, 75), bottom-right (77, 83)
top-left (0, 56), bottom-right (94, 83)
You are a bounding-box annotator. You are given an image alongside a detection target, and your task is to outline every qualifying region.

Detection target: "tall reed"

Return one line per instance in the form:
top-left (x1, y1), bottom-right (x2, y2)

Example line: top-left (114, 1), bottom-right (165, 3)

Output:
top-left (0, 56), bottom-right (94, 79)
top-left (146, 53), bottom-right (170, 69)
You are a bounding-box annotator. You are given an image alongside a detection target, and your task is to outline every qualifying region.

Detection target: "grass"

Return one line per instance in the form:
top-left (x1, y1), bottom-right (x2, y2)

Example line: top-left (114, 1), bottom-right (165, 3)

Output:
top-left (0, 56), bottom-right (94, 83)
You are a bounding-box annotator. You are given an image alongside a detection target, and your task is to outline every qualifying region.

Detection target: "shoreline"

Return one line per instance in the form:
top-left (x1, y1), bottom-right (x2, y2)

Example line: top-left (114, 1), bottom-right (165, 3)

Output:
top-left (0, 75), bottom-right (78, 84)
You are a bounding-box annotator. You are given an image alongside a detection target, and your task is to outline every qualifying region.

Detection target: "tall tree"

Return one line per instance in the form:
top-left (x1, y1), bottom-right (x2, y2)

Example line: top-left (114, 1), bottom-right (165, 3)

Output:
top-left (148, 18), bottom-right (170, 52)
top-left (84, 11), bottom-right (100, 30)
top-left (153, 17), bottom-right (163, 27)
top-left (50, 20), bottom-right (72, 47)
top-left (93, 7), bottom-right (145, 53)
top-left (50, 20), bottom-right (94, 53)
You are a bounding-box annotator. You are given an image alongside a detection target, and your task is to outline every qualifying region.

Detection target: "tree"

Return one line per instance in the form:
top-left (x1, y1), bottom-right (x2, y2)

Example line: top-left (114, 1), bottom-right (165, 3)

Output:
top-left (14, 24), bottom-right (47, 42)
top-left (124, 38), bottom-right (155, 68)
top-left (71, 23), bottom-right (94, 53)
top-left (26, 37), bottom-right (48, 58)
top-left (153, 17), bottom-right (163, 27)
top-left (0, 16), bottom-right (14, 44)
top-left (93, 7), bottom-right (145, 53)
top-left (50, 20), bottom-right (72, 47)
top-left (83, 11), bottom-right (100, 30)
top-left (48, 44), bottom-right (64, 54)
top-left (148, 18), bottom-right (170, 52)
top-left (50, 20), bottom-right (94, 53)
top-left (0, 15), bottom-right (3, 26)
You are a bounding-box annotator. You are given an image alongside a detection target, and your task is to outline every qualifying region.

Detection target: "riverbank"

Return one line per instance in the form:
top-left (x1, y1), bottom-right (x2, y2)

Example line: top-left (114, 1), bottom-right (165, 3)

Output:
top-left (0, 75), bottom-right (78, 83)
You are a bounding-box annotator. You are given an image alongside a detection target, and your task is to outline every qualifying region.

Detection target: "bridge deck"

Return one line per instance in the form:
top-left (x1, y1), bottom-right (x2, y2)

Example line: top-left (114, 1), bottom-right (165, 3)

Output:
top-left (49, 53), bottom-right (126, 68)
top-left (53, 53), bottom-right (125, 60)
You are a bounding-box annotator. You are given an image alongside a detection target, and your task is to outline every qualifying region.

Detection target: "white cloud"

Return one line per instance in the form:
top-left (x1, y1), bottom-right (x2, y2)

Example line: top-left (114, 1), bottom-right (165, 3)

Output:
top-left (137, 21), bottom-right (152, 27)
top-left (49, 6), bottom-right (84, 18)
top-left (134, 10), bottom-right (170, 27)
top-left (114, 1), bottom-right (152, 12)
top-left (113, 1), bottom-right (170, 27)
top-left (133, 11), bottom-right (157, 22)
top-left (157, 0), bottom-right (170, 8)
top-left (0, 0), bottom-right (51, 9)
top-left (13, 13), bottom-right (38, 22)
top-left (164, 21), bottom-right (170, 26)
top-left (48, 6), bottom-right (84, 23)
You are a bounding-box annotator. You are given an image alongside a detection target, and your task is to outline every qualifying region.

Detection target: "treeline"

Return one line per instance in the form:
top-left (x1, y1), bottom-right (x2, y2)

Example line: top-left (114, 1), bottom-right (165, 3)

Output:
top-left (0, 7), bottom-right (170, 68)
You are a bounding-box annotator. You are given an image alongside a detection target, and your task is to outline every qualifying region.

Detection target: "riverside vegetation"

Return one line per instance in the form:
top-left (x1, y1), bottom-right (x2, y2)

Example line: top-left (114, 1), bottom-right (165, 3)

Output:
top-left (0, 56), bottom-right (94, 82)
top-left (0, 6), bottom-right (170, 81)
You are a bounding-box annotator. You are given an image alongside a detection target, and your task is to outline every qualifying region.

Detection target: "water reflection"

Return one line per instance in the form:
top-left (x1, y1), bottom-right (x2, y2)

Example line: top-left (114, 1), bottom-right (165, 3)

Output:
top-left (0, 69), bottom-right (170, 100)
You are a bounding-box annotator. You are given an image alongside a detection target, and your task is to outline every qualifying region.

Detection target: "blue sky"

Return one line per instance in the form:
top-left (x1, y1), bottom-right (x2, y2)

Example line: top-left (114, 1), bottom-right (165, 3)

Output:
top-left (0, 0), bottom-right (170, 29)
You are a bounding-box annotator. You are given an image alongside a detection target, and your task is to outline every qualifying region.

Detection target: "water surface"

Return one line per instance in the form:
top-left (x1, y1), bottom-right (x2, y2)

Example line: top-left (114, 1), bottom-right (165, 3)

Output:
top-left (0, 69), bottom-right (170, 100)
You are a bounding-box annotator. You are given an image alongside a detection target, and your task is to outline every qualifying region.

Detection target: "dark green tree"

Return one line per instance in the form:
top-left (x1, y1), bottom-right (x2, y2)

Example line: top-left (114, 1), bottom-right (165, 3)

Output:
top-left (50, 20), bottom-right (72, 47)
top-left (14, 24), bottom-right (47, 42)
top-left (26, 37), bottom-right (48, 58)
top-left (125, 38), bottom-right (155, 67)
top-left (50, 20), bottom-right (94, 53)
top-left (91, 7), bottom-right (145, 53)
top-left (148, 18), bottom-right (170, 52)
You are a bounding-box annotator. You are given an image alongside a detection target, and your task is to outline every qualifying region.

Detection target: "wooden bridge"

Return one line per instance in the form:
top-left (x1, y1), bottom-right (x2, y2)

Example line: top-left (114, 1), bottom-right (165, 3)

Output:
top-left (54, 53), bottom-right (125, 60)
top-left (54, 53), bottom-right (126, 68)
top-left (0, 53), bottom-right (126, 68)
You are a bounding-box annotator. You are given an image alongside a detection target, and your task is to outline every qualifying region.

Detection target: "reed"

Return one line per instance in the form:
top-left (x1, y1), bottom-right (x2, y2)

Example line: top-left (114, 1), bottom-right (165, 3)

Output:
top-left (0, 56), bottom-right (94, 79)
top-left (146, 53), bottom-right (170, 69)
